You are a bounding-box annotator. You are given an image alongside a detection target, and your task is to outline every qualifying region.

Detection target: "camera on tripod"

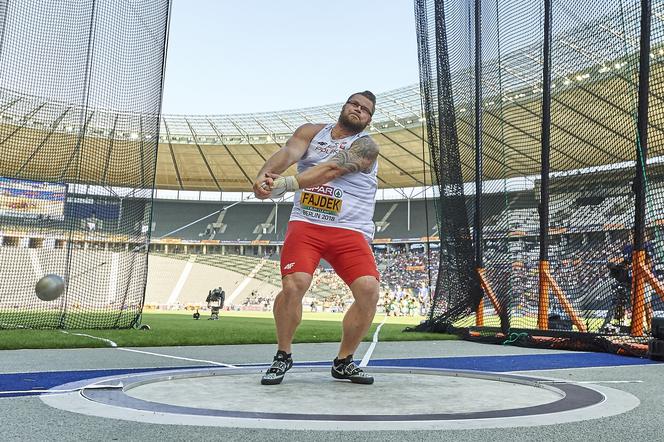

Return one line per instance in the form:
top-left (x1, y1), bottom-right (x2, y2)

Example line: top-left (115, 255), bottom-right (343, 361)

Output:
top-left (206, 287), bottom-right (225, 320)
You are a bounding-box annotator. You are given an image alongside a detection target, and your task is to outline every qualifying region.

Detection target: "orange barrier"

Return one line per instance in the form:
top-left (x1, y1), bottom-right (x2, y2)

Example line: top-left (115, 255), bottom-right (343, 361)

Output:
top-left (630, 249), bottom-right (664, 336)
top-left (475, 267), bottom-right (503, 327)
top-left (631, 251), bottom-right (647, 336)
top-left (538, 260), bottom-right (587, 332)
top-left (639, 253), bottom-right (664, 302)
top-left (538, 261), bottom-right (550, 330)
top-left (476, 298), bottom-right (484, 326)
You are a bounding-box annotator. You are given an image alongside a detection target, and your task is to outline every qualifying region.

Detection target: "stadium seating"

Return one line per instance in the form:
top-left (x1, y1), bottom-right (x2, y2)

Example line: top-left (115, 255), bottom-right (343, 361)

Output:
top-left (149, 198), bottom-right (442, 241)
top-left (147, 253), bottom-right (279, 307)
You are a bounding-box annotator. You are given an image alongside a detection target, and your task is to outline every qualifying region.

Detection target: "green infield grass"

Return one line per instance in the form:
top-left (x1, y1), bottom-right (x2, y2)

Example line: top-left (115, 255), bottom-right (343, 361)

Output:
top-left (0, 311), bottom-right (456, 350)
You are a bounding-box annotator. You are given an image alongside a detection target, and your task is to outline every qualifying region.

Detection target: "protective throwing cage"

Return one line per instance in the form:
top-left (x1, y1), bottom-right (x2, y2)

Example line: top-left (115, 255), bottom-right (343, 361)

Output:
top-left (0, 0), bottom-right (171, 328)
top-left (413, 0), bottom-right (664, 356)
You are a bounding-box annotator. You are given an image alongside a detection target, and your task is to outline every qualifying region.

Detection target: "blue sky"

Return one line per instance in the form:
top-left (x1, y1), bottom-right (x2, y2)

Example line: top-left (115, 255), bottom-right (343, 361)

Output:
top-left (161, 0), bottom-right (419, 115)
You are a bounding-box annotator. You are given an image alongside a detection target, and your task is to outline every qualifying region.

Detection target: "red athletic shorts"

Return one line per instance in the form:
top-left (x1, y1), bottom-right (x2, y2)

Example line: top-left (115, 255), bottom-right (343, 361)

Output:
top-left (280, 221), bottom-right (379, 286)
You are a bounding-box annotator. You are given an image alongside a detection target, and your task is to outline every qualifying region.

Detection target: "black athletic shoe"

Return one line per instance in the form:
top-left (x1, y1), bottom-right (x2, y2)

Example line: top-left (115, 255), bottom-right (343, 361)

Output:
top-left (261, 350), bottom-right (293, 385)
top-left (331, 355), bottom-right (374, 384)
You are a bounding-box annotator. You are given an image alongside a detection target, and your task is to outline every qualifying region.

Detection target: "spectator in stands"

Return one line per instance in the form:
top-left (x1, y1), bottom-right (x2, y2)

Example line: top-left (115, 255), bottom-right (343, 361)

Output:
top-left (253, 91), bottom-right (379, 386)
top-left (386, 294), bottom-right (399, 317)
top-left (86, 211), bottom-right (99, 232)
top-left (382, 295), bottom-right (391, 316)
top-left (618, 231), bottom-right (655, 267)
top-left (407, 296), bottom-right (418, 317)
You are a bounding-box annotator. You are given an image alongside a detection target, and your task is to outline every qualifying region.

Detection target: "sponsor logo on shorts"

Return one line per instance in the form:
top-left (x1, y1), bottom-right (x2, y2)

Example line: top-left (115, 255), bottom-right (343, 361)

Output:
top-left (284, 262), bottom-right (295, 270)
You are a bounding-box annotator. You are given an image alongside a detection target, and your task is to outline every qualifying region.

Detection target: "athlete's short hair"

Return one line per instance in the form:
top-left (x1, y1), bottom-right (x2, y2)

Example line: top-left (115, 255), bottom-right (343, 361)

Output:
top-left (347, 90), bottom-right (376, 115)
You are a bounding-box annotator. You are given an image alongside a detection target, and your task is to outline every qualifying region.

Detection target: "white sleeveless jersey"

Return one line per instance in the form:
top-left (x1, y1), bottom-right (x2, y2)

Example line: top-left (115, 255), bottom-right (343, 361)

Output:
top-left (290, 123), bottom-right (378, 239)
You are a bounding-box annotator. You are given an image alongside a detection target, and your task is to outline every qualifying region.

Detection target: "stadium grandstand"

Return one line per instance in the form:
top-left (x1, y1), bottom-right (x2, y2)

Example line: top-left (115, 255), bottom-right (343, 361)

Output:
top-left (0, 82), bottom-right (443, 315)
top-left (2, 81), bottom-right (664, 314)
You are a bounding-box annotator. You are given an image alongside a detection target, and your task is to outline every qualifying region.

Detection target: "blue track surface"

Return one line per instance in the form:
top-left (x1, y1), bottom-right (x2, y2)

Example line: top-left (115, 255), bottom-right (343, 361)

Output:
top-left (1, 352), bottom-right (659, 398)
top-left (366, 352), bottom-right (660, 371)
top-left (0, 366), bottom-right (208, 398)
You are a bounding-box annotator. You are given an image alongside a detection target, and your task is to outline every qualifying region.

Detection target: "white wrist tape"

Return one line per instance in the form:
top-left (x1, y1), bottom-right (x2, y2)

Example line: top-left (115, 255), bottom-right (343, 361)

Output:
top-left (271, 175), bottom-right (299, 198)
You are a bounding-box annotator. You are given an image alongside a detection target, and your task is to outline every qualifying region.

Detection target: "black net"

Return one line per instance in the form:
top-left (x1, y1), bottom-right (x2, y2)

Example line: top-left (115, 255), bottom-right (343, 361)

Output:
top-left (414, 0), bottom-right (664, 357)
top-left (414, 0), bottom-right (484, 333)
top-left (0, 0), bottom-right (170, 328)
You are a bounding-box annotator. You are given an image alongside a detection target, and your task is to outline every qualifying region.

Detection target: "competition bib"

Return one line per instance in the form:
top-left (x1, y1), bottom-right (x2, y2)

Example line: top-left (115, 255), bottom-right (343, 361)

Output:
top-left (299, 185), bottom-right (343, 222)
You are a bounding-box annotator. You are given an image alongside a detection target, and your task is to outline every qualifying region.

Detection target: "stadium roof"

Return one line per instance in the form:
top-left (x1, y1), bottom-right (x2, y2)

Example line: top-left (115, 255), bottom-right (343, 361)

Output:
top-left (157, 84), bottom-right (430, 191)
top-left (0, 84), bottom-right (431, 191)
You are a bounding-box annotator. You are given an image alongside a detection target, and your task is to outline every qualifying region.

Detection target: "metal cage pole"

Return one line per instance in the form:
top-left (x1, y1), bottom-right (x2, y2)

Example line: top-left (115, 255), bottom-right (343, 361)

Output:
top-left (538, 0), bottom-right (553, 330)
top-left (631, 0), bottom-right (652, 336)
top-left (536, 0), bottom-right (586, 332)
top-left (473, 0), bottom-right (484, 327)
top-left (473, 0), bottom-right (484, 271)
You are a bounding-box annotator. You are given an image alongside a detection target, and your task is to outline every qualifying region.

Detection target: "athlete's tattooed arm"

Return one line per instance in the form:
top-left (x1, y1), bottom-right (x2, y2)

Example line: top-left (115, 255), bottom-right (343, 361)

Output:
top-left (291, 136), bottom-right (379, 189)
top-left (331, 136), bottom-right (380, 174)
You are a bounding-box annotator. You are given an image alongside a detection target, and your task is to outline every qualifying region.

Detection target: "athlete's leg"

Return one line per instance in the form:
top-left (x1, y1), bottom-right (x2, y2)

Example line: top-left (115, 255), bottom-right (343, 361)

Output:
top-left (274, 221), bottom-right (322, 354)
top-left (262, 222), bottom-right (321, 385)
top-left (322, 228), bottom-right (380, 359)
top-left (337, 275), bottom-right (380, 359)
top-left (273, 272), bottom-right (313, 354)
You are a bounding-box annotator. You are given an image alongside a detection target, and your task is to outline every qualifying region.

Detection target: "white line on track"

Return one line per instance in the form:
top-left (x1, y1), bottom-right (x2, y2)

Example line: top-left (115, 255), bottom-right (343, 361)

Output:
top-left (0, 389), bottom-right (80, 395)
top-left (548, 380), bottom-right (644, 384)
top-left (359, 315), bottom-right (387, 367)
top-left (0, 383), bottom-right (123, 395)
top-left (116, 347), bottom-right (237, 367)
top-left (60, 331), bottom-right (117, 347)
top-left (60, 330), bottom-right (237, 367)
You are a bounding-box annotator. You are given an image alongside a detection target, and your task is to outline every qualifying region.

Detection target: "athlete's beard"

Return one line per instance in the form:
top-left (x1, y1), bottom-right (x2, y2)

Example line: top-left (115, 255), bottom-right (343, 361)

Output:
top-left (338, 110), bottom-right (368, 133)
